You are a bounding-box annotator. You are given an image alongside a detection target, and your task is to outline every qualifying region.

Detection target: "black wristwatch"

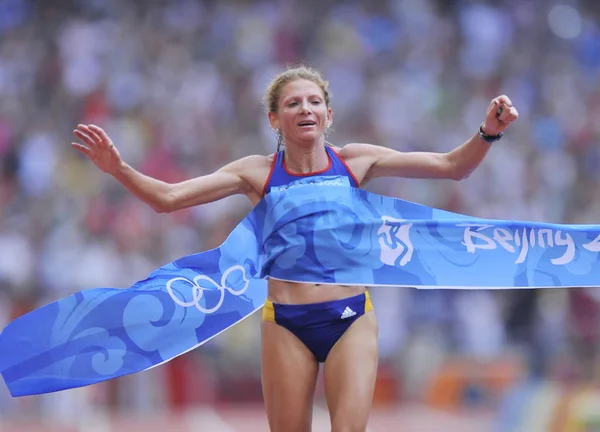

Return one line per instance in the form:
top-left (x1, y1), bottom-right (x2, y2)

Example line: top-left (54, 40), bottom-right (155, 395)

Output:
top-left (478, 123), bottom-right (503, 143)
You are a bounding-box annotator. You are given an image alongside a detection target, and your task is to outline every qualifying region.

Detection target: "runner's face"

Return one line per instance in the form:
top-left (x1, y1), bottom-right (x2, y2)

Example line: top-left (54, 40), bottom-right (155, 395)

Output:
top-left (269, 79), bottom-right (332, 146)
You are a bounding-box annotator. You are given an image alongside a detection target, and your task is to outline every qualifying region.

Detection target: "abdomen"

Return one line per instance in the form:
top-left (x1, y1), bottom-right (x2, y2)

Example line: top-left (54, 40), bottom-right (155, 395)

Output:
top-left (267, 278), bottom-right (366, 305)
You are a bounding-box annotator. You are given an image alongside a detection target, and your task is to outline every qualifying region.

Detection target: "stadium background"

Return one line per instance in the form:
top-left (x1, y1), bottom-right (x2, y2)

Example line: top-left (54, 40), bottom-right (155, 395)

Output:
top-left (1, 0), bottom-right (600, 430)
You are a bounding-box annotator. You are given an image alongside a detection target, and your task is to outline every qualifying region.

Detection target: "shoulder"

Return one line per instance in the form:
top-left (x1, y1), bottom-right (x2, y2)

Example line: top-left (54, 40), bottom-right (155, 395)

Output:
top-left (222, 154), bottom-right (274, 173)
top-left (333, 143), bottom-right (387, 161)
top-left (212, 154), bottom-right (275, 201)
top-left (241, 154), bottom-right (275, 164)
top-left (328, 143), bottom-right (389, 185)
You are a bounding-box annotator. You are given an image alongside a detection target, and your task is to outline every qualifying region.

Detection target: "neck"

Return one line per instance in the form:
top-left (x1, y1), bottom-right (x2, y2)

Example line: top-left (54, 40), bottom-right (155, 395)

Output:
top-left (283, 142), bottom-right (328, 174)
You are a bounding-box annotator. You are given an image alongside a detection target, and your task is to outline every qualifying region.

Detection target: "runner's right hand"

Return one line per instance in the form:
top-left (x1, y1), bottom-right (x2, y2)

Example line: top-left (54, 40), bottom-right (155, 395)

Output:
top-left (72, 124), bottom-right (122, 174)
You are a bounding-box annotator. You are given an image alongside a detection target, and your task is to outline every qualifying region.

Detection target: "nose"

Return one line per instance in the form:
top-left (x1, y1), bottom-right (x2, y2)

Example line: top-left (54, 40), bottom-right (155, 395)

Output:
top-left (300, 100), bottom-right (312, 114)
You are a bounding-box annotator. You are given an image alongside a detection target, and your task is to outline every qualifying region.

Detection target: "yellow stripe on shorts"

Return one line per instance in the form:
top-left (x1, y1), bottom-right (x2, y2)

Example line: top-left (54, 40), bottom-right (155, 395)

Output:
top-left (262, 299), bottom-right (275, 322)
top-left (364, 291), bottom-right (373, 313)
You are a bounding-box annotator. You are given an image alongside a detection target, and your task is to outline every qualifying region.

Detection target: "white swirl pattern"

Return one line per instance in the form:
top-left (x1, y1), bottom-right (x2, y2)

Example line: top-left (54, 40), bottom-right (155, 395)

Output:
top-left (166, 265), bottom-right (250, 314)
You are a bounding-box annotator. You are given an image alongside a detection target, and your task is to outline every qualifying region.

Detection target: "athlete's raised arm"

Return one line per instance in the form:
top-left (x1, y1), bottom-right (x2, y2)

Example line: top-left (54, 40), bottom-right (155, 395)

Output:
top-left (72, 124), bottom-right (255, 213)
top-left (342, 95), bottom-right (519, 182)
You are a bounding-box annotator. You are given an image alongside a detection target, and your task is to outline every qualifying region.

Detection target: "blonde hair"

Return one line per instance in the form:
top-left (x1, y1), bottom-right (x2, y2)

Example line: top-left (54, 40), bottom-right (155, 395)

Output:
top-left (263, 64), bottom-right (331, 113)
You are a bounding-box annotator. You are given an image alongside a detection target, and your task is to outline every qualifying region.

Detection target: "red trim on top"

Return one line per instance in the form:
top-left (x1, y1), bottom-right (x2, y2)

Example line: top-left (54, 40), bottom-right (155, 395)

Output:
top-left (282, 150), bottom-right (333, 177)
top-left (331, 148), bottom-right (360, 187)
top-left (261, 154), bottom-right (278, 196)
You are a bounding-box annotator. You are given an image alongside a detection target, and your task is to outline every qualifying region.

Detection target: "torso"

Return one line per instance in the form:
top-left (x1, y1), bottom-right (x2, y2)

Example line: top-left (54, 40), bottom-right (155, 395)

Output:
top-left (239, 144), bottom-right (373, 305)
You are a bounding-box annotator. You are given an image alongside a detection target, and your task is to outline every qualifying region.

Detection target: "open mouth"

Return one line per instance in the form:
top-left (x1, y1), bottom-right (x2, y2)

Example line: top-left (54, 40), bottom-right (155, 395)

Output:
top-left (298, 121), bottom-right (316, 128)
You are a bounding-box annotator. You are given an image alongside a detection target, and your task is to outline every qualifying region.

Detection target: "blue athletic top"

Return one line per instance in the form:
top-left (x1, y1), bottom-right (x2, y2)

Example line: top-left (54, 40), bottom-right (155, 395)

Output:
top-left (262, 146), bottom-right (359, 196)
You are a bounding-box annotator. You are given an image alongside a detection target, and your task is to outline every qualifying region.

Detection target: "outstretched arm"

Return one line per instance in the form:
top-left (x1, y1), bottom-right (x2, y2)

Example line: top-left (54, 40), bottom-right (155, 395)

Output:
top-left (350, 95), bottom-right (518, 181)
top-left (72, 124), bottom-right (253, 213)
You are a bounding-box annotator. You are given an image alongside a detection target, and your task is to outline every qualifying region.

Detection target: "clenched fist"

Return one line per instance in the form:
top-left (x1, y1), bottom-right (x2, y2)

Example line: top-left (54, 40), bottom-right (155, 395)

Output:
top-left (482, 95), bottom-right (519, 136)
top-left (72, 124), bottom-right (122, 175)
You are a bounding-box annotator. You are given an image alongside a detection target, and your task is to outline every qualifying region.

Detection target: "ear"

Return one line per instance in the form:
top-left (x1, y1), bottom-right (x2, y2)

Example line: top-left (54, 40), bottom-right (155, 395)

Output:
top-left (327, 107), bottom-right (333, 128)
top-left (268, 111), bottom-right (280, 131)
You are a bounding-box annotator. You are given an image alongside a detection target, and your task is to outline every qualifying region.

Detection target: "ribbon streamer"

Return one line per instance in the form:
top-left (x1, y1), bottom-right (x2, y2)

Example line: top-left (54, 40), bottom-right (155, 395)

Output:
top-left (2, 176), bottom-right (599, 397)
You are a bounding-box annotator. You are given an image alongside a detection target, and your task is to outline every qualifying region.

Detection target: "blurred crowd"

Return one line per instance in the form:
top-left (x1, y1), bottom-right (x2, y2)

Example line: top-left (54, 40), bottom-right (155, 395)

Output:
top-left (2, 0), bottom-right (600, 421)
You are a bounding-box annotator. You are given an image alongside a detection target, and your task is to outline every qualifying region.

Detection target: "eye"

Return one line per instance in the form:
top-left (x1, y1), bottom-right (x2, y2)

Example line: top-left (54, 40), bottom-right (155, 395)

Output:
top-left (311, 100), bottom-right (321, 105)
top-left (288, 101), bottom-right (298, 107)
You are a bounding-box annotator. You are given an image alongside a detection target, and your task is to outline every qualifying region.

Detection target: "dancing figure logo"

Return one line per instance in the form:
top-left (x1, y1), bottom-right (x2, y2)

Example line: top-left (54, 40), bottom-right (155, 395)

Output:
top-left (377, 216), bottom-right (414, 267)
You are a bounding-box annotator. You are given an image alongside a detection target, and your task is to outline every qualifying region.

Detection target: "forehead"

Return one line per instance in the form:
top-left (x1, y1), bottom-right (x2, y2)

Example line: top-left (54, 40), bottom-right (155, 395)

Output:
top-left (280, 79), bottom-right (324, 100)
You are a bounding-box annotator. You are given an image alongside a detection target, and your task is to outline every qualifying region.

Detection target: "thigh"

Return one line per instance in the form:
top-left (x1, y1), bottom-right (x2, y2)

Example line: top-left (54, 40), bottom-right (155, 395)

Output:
top-left (323, 311), bottom-right (378, 432)
top-left (261, 320), bottom-right (319, 432)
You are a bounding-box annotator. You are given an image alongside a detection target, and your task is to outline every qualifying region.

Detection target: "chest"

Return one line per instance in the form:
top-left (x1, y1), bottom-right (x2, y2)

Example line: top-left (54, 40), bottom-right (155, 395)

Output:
top-left (244, 150), bottom-right (372, 205)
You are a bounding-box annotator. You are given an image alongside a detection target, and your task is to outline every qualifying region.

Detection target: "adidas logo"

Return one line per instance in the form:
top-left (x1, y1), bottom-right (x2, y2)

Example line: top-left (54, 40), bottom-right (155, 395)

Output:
top-left (340, 306), bottom-right (356, 319)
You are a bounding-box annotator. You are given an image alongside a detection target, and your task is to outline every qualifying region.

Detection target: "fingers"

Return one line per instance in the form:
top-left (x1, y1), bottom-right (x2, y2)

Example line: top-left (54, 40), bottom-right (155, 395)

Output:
top-left (88, 124), bottom-right (111, 145)
top-left (75, 124), bottom-right (101, 142)
top-left (498, 103), bottom-right (518, 123)
top-left (73, 124), bottom-right (115, 153)
top-left (488, 96), bottom-right (511, 113)
top-left (71, 142), bottom-right (92, 157)
top-left (73, 128), bottom-right (97, 148)
top-left (488, 95), bottom-right (519, 123)
top-left (493, 95), bottom-right (513, 107)
top-left (498, 104), bottom-right (513, 122)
